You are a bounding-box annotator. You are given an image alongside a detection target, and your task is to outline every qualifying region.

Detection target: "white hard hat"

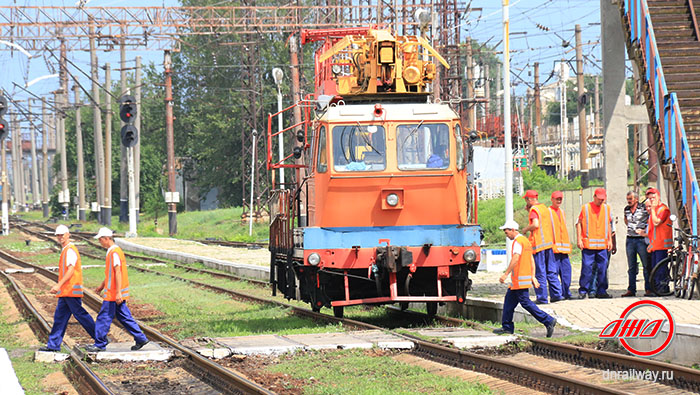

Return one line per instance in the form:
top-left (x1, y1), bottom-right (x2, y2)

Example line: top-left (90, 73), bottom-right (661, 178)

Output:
top-left (499, 220), bottom-right (520, 230)
top-left (94, 227), bottom-right (113, 239)
top-left (54, 224), bottom-right (70, 235)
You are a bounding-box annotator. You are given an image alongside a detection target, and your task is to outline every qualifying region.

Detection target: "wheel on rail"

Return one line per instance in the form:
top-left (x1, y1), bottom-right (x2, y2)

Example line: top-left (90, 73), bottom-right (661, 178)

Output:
top-left (333, 306), bottom-right (344, 318)
top-left (650, 255), bottom-right (675, 296)
top-left (426, 302), bottom-right (437, 317)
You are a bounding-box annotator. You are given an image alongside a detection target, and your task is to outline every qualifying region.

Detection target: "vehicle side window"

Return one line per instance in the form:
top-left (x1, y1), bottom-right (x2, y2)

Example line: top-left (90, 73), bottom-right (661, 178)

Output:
top-left (397, 123), bottom-right (450, 170)
top-left (332, 125), bottom-right (386, 172)
top-left (455, 124), bottom-right (465, 170)
top-left (317, 126), bottom-right (327, 173)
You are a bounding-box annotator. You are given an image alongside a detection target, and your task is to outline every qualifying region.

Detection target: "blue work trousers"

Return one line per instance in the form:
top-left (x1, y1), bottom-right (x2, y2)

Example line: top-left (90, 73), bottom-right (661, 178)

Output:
top-left (626, 237), bottom-right (651, 293)
top-left (501, 288), bottom-right (555, 333)
top-left (579, 249), bottom-right (609, 296)
top-left (554, 253), bottom-right (572, 299)
top-left (533, 248), bottom-right (562, 303)
top-left (94, 301), bottom-right (148, 349)
top-left (650, 249), bottom-right (670, 294)
top-left (47, 297), bottom-right (96, 350)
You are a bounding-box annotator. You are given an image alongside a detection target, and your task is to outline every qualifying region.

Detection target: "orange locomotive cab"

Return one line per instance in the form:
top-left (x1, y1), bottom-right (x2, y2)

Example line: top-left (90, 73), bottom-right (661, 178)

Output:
top-left (268, 28), bottom-right (481, 317)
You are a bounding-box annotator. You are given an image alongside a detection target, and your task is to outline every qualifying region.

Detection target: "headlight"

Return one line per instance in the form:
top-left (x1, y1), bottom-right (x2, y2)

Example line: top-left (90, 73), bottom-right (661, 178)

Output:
top-left (308, 253), bottom-right (321, 266)
top-left (386, 193), bottom-right (399, 207)
top-left (463, 249), bottom-right (477, 262)
top-left (332, 64), bottom-right (342, 75)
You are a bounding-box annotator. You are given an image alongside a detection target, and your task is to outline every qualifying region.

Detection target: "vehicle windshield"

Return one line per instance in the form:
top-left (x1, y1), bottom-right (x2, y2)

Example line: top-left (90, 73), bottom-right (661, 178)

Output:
top-left (397, 123), bottom-right (450, 170)
top-left (332, 124), bottom-right (386, 172)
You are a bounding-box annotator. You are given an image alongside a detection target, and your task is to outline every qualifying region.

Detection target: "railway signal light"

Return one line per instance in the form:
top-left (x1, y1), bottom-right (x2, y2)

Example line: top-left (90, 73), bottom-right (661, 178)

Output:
top-left (0, 95), bottom-right (8, 141)
top-left (119, 94), bottom-right (137, 123)
top-left (121, 124), bottom-right (138, 148)
top-left (119, 95), bottom-right (138, 147)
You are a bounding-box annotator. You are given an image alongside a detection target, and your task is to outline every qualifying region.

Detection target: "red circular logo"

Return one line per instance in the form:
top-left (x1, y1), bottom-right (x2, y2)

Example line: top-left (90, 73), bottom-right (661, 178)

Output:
top-left (616, 300), bottom-right (675, 357)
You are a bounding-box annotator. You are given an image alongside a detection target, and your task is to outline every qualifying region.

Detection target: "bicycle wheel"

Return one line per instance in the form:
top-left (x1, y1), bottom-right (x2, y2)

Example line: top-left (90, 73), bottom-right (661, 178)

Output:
top-left (674, 253), bottom-right (689, 299)
top-left (650, 254), bottom-right (676, 296)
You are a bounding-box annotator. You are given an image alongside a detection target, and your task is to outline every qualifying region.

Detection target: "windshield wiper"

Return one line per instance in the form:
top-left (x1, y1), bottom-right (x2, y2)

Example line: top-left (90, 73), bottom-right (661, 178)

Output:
top-left (400, 120), bottom-right (425, 150)
top-left (356, 122), bottom-right (383, 154)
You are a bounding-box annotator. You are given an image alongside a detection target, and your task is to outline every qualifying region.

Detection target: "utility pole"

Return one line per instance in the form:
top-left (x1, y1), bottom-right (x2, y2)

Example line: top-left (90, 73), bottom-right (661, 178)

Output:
top-left (503, 0), bottom-right (513, 223)
top-left (484, 63), bottom-right (490, 118)
top-left (28, 99), bottom-right (40, 208)
top-left (41, 99), bottom-right (49, 217)
top-left (59, 39), bottom-right (70, 217)
top-left (74, 85), bottom-right (87, 221)
top-left (1, 115), bottom-right (7, 234)
top-left (575, 24), bottom-right (588, 185)
top-left (119, 32), bottom-right (128, 223)
top-left (560, 59), bottom-right (567, 180)
top-left (594, 75), bottom-right (600, 136)
top-left (104, 63), bottom-right (112, 226)
top-left (289, 35), bottom-right (305, 224)
top-left (90, 23), bottom-right (105, 224)
top-left (495, 62), bottom-right (502, 117)
top-left (10, 113), bottom-right (18, 212)
top-left (466, 37), bottom-right (475, 131)
top-left (14, 114), bottom-right (25, 210)
top-left (534, 62), bottom-right (541, 161)
top-left (164, 50), bottom-right (177, 236)
top-left (135, 56), bottom-right (142, 221)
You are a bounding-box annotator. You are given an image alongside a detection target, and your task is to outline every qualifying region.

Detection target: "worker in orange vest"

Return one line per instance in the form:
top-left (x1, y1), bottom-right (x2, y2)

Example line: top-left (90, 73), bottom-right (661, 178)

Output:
top-left (39, 225), bottom-right (96, 352)
top-left (522, 190), bottom-right (562, 304)
top-left (493, 220), bottom-right (556, 337)
top-left (85, 228), bottom-right (149, 353)
top-left (645, 187), bottom-right (673, 295)
top-left (548, 191), bottom-right (573, 299)
top-left (576, 188), bottom-right (613, 298)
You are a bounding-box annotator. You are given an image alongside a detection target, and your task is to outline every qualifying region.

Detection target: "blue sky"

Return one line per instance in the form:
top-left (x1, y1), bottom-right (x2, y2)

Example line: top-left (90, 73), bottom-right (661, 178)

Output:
top-left (0, 0), bottom-right (604, 124)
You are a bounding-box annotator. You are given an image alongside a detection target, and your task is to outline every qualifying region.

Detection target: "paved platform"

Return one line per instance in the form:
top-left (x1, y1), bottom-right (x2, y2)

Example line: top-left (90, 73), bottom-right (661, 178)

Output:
top-left (116, 238), bottom-right (270, 281)
top-left (83, 342), bottom-right (172, 362)
top-left (415, 328), bottom-right (518, 349)
top-left (186, 329), bottom-right (519, 358)
top-left (1, 348), bottom-right (24, 394)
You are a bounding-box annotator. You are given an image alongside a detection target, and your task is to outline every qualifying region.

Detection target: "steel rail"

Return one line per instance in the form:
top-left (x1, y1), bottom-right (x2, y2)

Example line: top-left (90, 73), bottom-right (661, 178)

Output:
top-left (0, 249), bottom-right (273, 395)
top-left (0, 271), bottom-right (114, 395)
top-left (529, 338), bottom-right (700, 392)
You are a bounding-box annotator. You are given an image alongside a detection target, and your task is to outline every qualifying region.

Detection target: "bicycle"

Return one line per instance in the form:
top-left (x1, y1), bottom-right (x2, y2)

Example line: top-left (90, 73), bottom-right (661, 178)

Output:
top-left (649, 219), bottom-right (700, 299)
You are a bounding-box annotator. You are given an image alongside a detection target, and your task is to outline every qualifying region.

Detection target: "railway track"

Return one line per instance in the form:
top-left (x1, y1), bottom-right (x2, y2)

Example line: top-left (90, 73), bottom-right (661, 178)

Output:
top-left (11, 219), bottom-right (700, 393)
top-left (0, 243), bottom-right (272, 394)
top-left (0, 270), bottom-right (114, 395)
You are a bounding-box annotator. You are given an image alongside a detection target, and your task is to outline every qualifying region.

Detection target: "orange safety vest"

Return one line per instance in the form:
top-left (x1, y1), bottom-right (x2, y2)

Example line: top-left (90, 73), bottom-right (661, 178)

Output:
top-left (648, 204), bottom-right (673, 251)
top-left (104, 246), bottom-right (130, 301)
top-left (579, 202), bottom-right (612, 250)
top-left (510, 234), bottom-right (534, 290)
top-left (57, 243), bottom-right (83, 298)
top-left (529, 203), bottom-right (554, 252)
top-left (549, 206), bottom-right (572, 254)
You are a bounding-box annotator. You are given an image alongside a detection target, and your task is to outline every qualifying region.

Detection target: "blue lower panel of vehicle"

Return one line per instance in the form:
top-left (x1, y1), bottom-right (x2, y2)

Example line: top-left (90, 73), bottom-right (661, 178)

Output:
top-left (303, 225), bottom-right (481, 250)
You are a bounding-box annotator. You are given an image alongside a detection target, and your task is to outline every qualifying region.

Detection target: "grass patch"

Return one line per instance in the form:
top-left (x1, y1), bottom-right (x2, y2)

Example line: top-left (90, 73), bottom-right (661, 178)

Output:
top-left (267, 349), bottom-right (492, 394)
top-left (84, 270), bottom-right (342, 339)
